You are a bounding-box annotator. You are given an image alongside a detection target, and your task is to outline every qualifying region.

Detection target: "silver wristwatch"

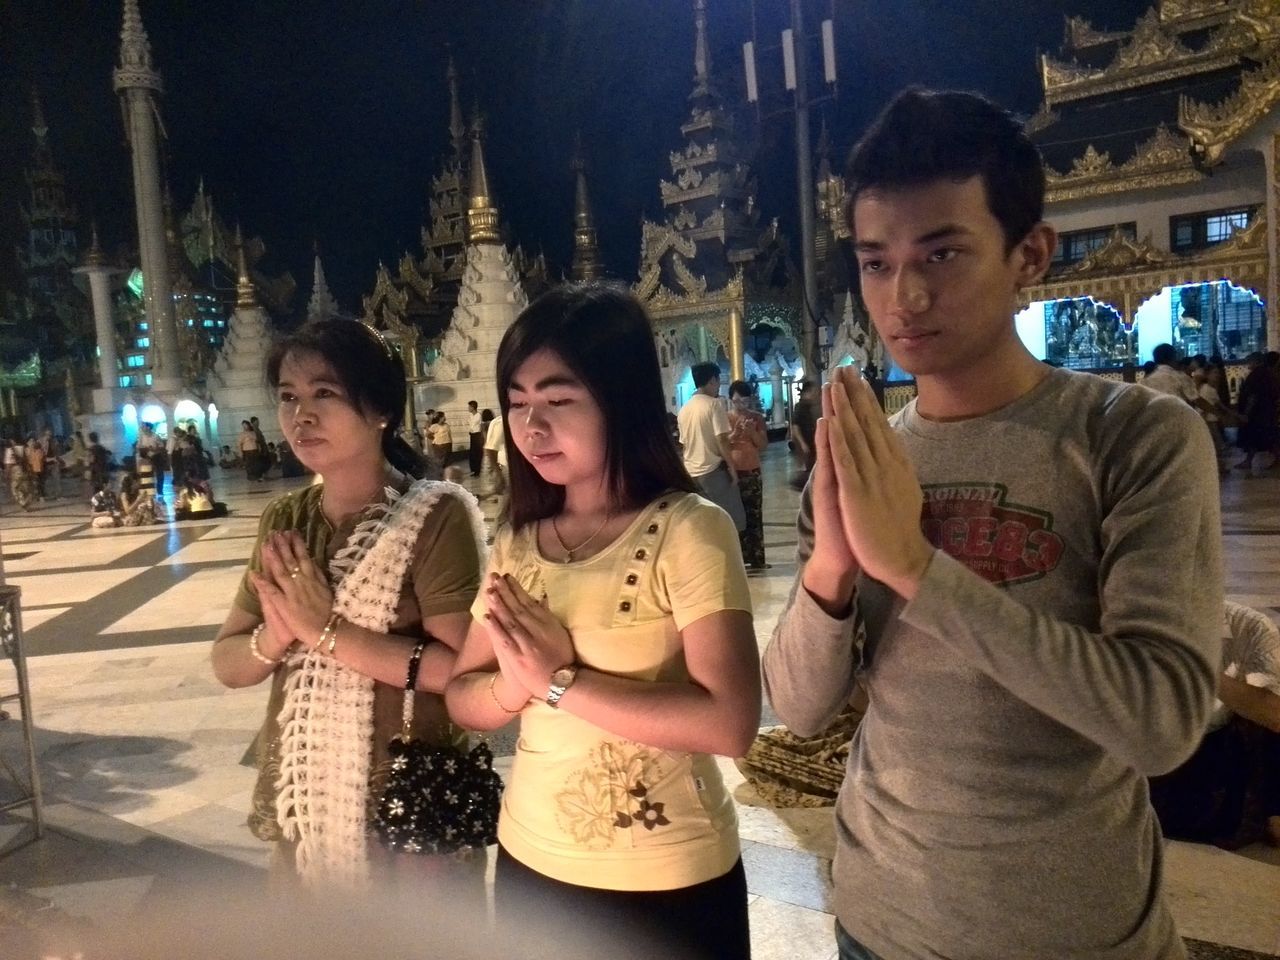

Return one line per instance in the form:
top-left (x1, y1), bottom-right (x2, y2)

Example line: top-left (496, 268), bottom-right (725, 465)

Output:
top-left (546, 664), bottom-right (579, 708)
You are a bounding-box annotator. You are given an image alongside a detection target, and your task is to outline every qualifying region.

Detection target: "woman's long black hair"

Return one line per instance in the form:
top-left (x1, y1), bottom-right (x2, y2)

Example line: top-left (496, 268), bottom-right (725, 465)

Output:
top-left (266, 319), bottom-right (428, 479)
top-left (496, 283), bottom-right (696, 531)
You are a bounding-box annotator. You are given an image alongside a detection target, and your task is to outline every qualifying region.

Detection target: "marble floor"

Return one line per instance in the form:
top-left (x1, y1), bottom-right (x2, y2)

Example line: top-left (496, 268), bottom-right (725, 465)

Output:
top-left (0, 446), bottom-right (1278, 958)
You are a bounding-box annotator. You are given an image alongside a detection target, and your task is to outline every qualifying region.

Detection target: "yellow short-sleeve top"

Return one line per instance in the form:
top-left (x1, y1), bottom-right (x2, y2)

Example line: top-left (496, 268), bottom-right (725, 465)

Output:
top-left (471, 491), bottom-right (752, 891)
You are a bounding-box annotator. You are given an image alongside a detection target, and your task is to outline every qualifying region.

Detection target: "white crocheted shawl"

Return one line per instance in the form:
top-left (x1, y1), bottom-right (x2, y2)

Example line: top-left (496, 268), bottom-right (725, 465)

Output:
top-left (274, 479), bottom-right (486, 886)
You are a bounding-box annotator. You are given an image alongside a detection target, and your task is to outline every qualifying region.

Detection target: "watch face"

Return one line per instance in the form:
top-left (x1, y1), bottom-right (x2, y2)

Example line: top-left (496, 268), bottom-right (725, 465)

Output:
top-left (551, 667), bottom-right (576, 688)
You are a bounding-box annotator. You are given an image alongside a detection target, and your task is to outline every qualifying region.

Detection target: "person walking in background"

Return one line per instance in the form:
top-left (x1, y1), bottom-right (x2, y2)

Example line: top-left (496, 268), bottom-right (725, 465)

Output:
top-left (727, 379), bottom-right (769, 573)
top-left (40, 428), bottom-right (61, 499)
top-left (788, 380), bottom-right (819, 490)
top-left (87, 431), bottom-right (111, 495)
top-left (483, 411), bottom-right (508, 505)
top-left (25, 435), bottom-right (46, 501)
top-left (238, 420), bottom-right (263, 481)
top-left (1235, 351), bottom-right (1279, 473)
top-left (136, 422), bottom-right (167, 500)
top-left (677, 362), bottom-right (746, 533)
top-left (427, 411), bottom-right (453, 467)
top-left (467, 400), bottom-right (484, 477)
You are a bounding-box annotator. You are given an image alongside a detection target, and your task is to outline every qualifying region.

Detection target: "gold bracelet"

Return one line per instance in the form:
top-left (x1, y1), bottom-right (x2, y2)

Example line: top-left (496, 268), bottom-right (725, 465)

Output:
top-left (314, 613), bottom-right (340, 653)
top-left (326, 617), bottom-right (341, 656)
top-left (488, 671), bottom-right (521, 714)
top-left (248, 623), bottom-right (280, 666)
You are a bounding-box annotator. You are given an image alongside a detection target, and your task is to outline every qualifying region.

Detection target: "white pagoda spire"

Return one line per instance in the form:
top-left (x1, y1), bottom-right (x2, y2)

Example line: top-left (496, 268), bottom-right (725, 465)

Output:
top-left (307, 253), bottom-right (339, 321)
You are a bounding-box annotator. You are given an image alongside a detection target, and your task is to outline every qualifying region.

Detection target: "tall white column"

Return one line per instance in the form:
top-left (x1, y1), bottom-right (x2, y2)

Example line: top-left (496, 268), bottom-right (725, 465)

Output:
top-left (114, 0), bottom-right (181, 393)
top-left (78, 264), bottom-right (119, 390)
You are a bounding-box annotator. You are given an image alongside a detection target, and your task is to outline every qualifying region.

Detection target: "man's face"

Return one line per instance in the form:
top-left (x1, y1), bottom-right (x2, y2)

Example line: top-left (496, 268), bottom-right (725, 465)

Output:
top-left (851, 176), bottom-right (1051, 382)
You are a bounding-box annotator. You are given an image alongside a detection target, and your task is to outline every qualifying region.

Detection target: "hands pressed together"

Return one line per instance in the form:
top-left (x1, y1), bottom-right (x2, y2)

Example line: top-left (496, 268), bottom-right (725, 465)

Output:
top-left (805, 366), bottom-right (934, 608)
top-left (483, 572), bottom-right (575, 708)
top-left (249, 530), bottom-right (335, 660)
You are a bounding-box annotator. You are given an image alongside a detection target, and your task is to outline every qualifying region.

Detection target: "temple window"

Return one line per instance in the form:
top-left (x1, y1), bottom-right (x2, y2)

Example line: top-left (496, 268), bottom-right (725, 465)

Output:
top-left (1052, 223), bottom-right (1135, 266)
top-left (1169, 206), bottom-right (1257, 254)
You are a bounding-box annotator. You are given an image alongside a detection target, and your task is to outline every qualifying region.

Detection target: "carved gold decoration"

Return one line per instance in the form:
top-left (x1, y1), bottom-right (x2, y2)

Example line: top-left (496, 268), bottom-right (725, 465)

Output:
top-left (1043, 6), bottom-right (1267, 104)
top-left (1026, 213), bottom-right (1269, 321)
top-left (1159, 0), bottom-right (1234, 24)
top-left (1114, 11), bottom-right (1191, 70)
top-left (1023, 102), bottom-right (1059, 136)
top-left (670, 254), bottom-right (708, 298)
top-left (1064, 15), bottom-right (1128, 50)
top-left (1045, 125), bottom-right (1202, 202)
top-left (1180, 52), bottom-right (1280, 166)
top-left (397, 253), bottom-right (434, 302)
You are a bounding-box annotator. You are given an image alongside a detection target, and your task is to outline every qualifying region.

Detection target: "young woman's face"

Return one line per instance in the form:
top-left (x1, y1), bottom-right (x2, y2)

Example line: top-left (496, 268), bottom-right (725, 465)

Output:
top-left (506, 348), bottom-right (607, 491)
top-left (275, 350), bottom-right (384, 475)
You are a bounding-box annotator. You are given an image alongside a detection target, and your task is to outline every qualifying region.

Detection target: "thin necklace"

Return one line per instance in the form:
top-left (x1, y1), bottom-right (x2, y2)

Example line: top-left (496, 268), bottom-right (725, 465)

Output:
top-left (549, 511), bottom-right (612, 563)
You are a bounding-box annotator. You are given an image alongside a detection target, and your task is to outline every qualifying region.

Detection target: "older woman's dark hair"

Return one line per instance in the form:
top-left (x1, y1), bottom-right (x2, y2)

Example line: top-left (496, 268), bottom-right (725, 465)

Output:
top-left (496, 283), bottom-right (696, 530)
top-left (266, 319), bottom-right (428, 479)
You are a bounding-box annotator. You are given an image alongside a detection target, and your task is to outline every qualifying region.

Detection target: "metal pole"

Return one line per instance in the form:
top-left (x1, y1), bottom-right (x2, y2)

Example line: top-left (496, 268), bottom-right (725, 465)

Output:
top-left (791, 0), bottom-right (822, 380)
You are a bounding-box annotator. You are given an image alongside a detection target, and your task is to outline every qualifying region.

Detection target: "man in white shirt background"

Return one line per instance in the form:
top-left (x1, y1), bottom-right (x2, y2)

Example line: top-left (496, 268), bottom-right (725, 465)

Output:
top-left (677, 362), bottom-right (745, 533)
top-left (467, 399), bottom-right (484, 477)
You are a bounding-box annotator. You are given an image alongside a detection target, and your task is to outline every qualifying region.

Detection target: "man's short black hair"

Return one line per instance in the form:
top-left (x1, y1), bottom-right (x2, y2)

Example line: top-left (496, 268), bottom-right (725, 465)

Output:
top-left (691, 362), bottom-right (721, 389)
top-left (1152, 343), bottom-right (1179, 366)
top-left (845, 87), bottom-right (1046, 251)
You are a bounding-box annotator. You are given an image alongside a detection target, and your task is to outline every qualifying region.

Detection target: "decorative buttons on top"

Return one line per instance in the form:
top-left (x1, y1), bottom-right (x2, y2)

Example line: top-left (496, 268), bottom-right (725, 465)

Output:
top-left (647, 523), bottom-right (659, 534)
top-left (619, 601), bottom-right (632, 612)
top-left (634, 549), bottom-right (646, 560)
top-left (658, 501), bottom-right (669, 510)
top-left (625, 574), bottom-right (638, 585)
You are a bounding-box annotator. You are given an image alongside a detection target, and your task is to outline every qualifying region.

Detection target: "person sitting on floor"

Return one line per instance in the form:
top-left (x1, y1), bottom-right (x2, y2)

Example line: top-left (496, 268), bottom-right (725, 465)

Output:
top-left (1149, 600), bottom-right (1280, 848)
top-left (89, 482), bottom-right (121, 529)
top-left (218, 444), bottom-right (239, 469)
top-left (119, 470), bottom-right (159, 526)
top-left (174, 479), bottom-right (228, 521)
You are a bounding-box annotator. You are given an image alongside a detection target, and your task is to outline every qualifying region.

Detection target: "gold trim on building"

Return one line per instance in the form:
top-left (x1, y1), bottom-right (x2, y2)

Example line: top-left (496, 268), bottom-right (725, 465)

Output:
top-left (1179, 52), bottom-right (1280, 166)
top-left (1045, 124), bottom-right (1205, 202)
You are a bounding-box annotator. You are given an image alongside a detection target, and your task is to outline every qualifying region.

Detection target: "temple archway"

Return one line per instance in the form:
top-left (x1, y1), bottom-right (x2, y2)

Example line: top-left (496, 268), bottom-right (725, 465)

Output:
top-left (1131, 280), bottom-right (1266, 363)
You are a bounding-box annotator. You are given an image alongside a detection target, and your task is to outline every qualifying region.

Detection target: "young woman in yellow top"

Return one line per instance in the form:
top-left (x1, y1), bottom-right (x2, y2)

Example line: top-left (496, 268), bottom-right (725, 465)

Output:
top-left (447, 285), bottom-right (760, 959)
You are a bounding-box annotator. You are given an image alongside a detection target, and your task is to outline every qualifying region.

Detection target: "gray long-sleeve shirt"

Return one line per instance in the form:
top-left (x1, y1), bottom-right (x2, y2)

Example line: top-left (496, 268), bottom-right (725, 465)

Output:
top-left (763, 367), bottom-right (1222, 960)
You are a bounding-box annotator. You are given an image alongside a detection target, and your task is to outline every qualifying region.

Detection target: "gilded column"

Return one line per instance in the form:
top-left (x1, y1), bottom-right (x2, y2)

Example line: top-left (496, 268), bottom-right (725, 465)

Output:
top-left (113, 0), bottom-right (181, 393)
top-left (728, 306), bottom-right (746, 383)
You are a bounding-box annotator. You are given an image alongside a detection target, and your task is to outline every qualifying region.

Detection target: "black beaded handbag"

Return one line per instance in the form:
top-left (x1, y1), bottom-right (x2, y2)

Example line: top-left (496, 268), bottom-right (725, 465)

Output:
top-left (373, 641), bottom-right (503, 855)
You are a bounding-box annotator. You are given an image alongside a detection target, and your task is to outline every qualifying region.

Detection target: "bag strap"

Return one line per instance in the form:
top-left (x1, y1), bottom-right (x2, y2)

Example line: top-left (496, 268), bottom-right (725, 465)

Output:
top-left (399, 641), bottom-right (428, 739)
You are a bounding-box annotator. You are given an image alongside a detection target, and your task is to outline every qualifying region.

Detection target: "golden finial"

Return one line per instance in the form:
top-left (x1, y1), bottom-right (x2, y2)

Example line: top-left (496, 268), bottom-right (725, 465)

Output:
top-left (85, 222), bottom-right (108, 268)
top-left (466, 117), bottom-right (500, 245)
top-left (446, 54), bottom-right (465, 156)
top-left (693, 0), bottom-right (710, 91)
top-left (570, 134), bottom-right (601, 282)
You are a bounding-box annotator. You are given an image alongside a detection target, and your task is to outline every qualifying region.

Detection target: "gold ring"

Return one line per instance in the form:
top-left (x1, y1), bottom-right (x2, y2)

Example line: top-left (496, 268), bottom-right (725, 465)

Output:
top-left (289, 566), bottom-right (301, 575)
top-left (289, 570), bottom-right (300, 580)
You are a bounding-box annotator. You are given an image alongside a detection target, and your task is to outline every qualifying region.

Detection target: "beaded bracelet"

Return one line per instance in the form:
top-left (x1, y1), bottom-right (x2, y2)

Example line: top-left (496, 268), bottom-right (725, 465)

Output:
top-left (488, 671), bottom-right (521, 714)
top-left (248, 623), bottom-right (280, 666)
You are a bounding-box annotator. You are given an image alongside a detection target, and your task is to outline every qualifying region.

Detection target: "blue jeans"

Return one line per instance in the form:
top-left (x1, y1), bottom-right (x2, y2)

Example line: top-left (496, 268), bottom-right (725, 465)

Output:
top-left (836, 922), bottom-right (884, 960)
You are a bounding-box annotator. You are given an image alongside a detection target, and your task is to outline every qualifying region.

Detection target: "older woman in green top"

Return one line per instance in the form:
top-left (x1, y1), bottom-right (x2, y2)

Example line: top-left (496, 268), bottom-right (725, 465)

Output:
top-left (211, 319), bottom-right (483, 886)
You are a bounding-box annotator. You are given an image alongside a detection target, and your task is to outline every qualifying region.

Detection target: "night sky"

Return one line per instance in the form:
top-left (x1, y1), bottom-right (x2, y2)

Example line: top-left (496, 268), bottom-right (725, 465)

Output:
top-left (1, 0), bottom-right (1154, 314)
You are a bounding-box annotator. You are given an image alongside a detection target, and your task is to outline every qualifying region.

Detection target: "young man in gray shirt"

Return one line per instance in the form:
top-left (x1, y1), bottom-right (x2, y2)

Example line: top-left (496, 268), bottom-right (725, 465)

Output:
top-left (763, 89), bottom-right (1223, 960)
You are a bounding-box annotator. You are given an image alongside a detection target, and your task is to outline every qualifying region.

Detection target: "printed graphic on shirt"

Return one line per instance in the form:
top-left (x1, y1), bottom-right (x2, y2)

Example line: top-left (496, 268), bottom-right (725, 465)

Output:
top-left (920, 483), bottom-right (1064, 587)
top-left (555, 741), bottom-right (673, 849)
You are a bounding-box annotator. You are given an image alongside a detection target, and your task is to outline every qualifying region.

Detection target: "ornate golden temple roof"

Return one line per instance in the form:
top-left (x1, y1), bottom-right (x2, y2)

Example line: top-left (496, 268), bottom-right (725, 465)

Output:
top-left (1029, 1), bottom-right (1280, 203)
top-left (635, 0), bottom-right (796, 337)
